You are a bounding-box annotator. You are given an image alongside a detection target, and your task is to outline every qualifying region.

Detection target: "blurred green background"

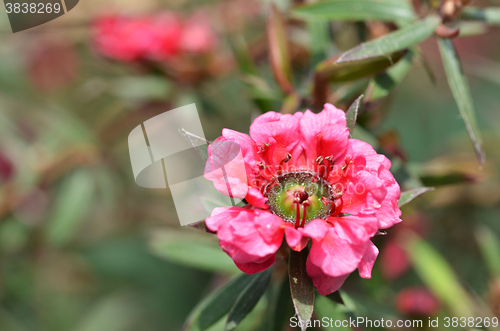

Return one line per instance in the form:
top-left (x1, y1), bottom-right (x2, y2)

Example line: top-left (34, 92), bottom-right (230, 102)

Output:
top-left (1, 0), bottom-right (500, 330)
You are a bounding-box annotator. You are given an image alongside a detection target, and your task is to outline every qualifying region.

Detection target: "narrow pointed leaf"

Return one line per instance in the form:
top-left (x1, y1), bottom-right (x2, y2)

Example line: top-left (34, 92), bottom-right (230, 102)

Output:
top-left (368, 50), bottom-right (414, 101)
top-left (398, 187), bottom-right (434, 207)
top-left (337, 15), bottom-right (440, 63)
top-left (47, 169), bottom-right (95, 247)
top-left (437, 38), bottom-right (485, 165)
top-left (461, 7), bottom-right (500, 25)
top-left (267, 4), bottom-right (294, 94)
top-left (314, 296), bottom-right (350, 331)
top-left (475, 226), bottom-right (500, 278)
top-left (228, 35), bottom-right (275, 113)
top-left (316, 50), bottom-right (407, 83)
top-left (346, 94), bottom-right (363, 136)
top-left (420, 173), bottom-right (476, 187)
top-left (289, 248), bottom-right (315, 331)
top-left (265, 275), bottom-right (294, 331)
top-left (293, 0), bottom-right (415, 24)
top-left (308, 20), bottom-right (331, 66)
top-left (225, 267), bottom-right (273, 331)
top-left (281, 92), bottom-right (301, 114)
top-left (406, 236), bottom-right (474, 317)
top-left (184, 273), bottom-right (257, 331)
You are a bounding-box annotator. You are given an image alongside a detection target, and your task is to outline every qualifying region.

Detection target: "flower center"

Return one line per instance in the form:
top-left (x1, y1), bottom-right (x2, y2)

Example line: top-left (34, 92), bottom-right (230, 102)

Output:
top-left (266, 171), bottom-right (337, 228)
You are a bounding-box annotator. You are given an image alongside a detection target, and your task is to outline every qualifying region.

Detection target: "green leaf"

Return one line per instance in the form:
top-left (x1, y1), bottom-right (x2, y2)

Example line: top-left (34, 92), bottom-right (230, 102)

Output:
top-left (346, 94), bottom-right (363, 136)
top-left (325, 291), bottom-right (344, 305)
top-left (337, 15), bottom-right (440, 63)
top-left (475, 226), bottom-right (500, 278)
top-left (316, 50), bottom-right (407, 83)
top-left (267, 4), bottom-right (294, 94)
top-left (184, 273), bottom-right (257, 331)
top-left (112, 76), bottom-right (171, 101)
top-left (406, 236), bottom-right (474, 317)
top-left (280, 92), bottom-right (301, 114)
top-left (351, 125), bottom-right (379, 149)
top-left (398, 187), bottom-right (434, 207)
top-left (228, 35), bottom-right (276, 113)
top-left (461, 6), bottom-right (500, 25)
top-left (458, 22), bottom-right (488, 37)
top-left (225, 267), bottom-right (273, 331)
top-left (289, 248), bottom-right (315, 331)
top-left (74, 293), bottom-right (140, 331)
top-left (420, 173), bottom-right (475, 187)
top-left (314, 296), bottom-right (350, 331)
top-left (308, 20), bottom-right (331, 66)
top-left (150, 231), bottom-right (240, 274)
top-left (265, 274), bottom-right (294, 331)
top-left (368, 50), bottom-right (414, 101)
top-left (437, 38), bottom-right (485, 165)
top-left (293, 0), bottom-right (416, 24)
top-left (46, 169), bottom-right (95, 247)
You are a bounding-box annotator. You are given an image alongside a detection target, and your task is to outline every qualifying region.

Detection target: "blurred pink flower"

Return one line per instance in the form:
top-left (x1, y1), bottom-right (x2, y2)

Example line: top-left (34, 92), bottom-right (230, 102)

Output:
top-left (92, 12), bottom-right (216, 63)
top-left (0, 150), bottom-right (14, 182)
top-left (395, 287), bottom-right (441, 317)
top-left (180, 14), bottom-right (217, 54)
top-left (380, 240), bottom-right (410, 280)
top-left (205, 104), bottom-right (402, 295)
top-left (380, 212), bottom-right (429, 280)
top-left (92, 15), bottom-right (157, 62)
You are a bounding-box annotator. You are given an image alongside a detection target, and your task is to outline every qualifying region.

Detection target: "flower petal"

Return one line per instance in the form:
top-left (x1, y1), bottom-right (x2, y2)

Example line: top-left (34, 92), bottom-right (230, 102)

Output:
top-left (358, 241), bottom-right (379, 279)
top-left (246, 187), bottom-right (269, 209)
top-left (235, 255), bottom-right (276, 274)
top-left (249, 112), bottom-right (302, 165)
top-left (285, 226), bottom-right (309, 251)
top-left (306, 223), bottom-right (367, 277)
top-left (331, 215), bottom-right (379, 245)
top-left (306, 260), bottom-right (349, 296)
top-left (299, 105), bottom-right (349, 167)
top-left (206, 207), bottom-right (284, 272)
top-left (376, 167), bottom-right (402, 229)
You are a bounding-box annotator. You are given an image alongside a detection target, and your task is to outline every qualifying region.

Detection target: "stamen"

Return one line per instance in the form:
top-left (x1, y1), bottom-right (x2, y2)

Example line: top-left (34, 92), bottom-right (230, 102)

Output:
top-left (294, 199), bottom-right (301, 229)
top-left (330, 197), bottom-right (343, 216)
top-left (300, 201), bottom-right (309, 227)
top-left (323, 156), bottom-right (334, 179)
top-left (283, 153), bottom-right (292, 163)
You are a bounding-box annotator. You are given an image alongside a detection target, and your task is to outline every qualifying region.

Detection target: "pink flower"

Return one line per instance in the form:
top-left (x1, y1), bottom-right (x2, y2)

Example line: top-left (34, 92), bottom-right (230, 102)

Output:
top-left (92, 12), bottom-right (215, 62)
top-left (205, 104), bottom-right (401, 295)
top-left (395, 287), bottom-right (441, 317)
top-left (92, 15), bottom-right (159, 62)
top-left (180, 14), bottom-right (217, 54)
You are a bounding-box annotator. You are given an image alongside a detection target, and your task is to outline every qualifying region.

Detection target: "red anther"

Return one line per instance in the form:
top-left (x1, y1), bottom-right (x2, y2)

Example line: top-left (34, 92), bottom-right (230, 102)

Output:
top-left (298, 191), bottom-right (309, 203)
top-left (311, 176), bottom-right (318, 183)
top-left (257, 142), bottom-right (268, 153)
top-left (341, 156), bottom-right (353, 176)
top-left (282, 153), bottom-right (292, 163)
top-left (321, 196), bottom-right (334, 205)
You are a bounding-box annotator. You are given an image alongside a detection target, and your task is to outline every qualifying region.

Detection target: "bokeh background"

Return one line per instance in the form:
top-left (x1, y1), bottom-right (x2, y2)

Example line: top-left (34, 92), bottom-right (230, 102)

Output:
top-left (1, 0), bottom-right (500, 330)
